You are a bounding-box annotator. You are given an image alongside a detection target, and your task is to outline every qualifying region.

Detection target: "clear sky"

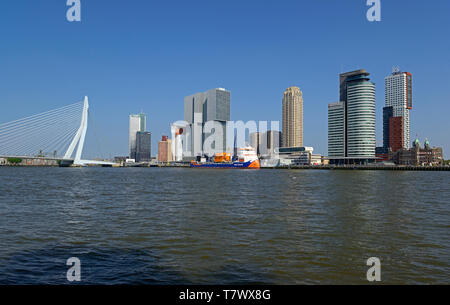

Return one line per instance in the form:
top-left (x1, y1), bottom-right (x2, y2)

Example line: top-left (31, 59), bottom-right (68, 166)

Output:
top-left (1, 0), bottom-right (449, 159)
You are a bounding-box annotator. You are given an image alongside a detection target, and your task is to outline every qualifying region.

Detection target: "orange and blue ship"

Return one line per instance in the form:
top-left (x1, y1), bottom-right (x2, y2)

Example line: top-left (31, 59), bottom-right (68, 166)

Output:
top-left (190, 147), bottom-right (260, 169)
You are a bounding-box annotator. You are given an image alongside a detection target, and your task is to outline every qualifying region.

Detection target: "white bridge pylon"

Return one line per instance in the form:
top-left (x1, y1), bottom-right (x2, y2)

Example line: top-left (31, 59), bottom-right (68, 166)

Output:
top-left (64, 96), bottom-right (114, 166)
top-left (0, 96), bottom-right (114, 166)
top-left (63, 96), bottom-right (89, 164)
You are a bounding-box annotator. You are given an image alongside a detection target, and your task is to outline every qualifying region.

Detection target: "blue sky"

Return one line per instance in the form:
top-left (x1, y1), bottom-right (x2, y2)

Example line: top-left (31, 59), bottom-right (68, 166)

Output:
top-left (1, 0), bottom-right (449, 159)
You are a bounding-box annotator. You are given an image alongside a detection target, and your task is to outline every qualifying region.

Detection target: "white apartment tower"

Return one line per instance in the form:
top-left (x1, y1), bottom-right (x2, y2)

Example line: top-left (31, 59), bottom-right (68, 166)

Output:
top-left (282, 86), bottom-right (303, 148)
top-left (385, 69), bottom-right (413, 149)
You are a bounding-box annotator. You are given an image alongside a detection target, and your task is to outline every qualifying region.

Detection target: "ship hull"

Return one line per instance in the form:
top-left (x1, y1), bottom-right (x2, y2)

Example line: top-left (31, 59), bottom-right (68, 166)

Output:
top-left (190, 160), bottom-right (260, 169)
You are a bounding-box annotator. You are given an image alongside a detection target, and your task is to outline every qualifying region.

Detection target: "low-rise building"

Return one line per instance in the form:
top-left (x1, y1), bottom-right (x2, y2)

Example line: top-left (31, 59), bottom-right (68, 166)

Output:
top-left (375, 147), bottom-right (389, 162)
top-left (275, 146), bottom-right (322, 166)
top-left (0, 157), bottom-right (58, 166)
top-left (310, 154), bottom-right (322, 166)
top-left (114, 156), bottom-right (128, 163)
top-left (390, 138), bottom-right (444, 166)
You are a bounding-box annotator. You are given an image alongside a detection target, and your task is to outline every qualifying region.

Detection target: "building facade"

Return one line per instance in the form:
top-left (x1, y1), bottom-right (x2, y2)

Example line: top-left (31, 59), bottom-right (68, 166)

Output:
top-left (282, 87), bottom-right (303, 148)
top-left (129, 113), bottom-right (146, 159)
top-left (250, 130), bottom-right (281, 157)
top-left (382, 106), bottom-right (393, 149)
top-left (249, 132), bottom-right (261, 154)
top-left (171, 123), bottom-right (186, 162)
top-left (184, 88), bottom-right (230, 158)
top-left (328, 101), bottom-right (345, 157)
top-left (384, 70), bottom-right (413, 151)
top-left (135, 131), bottom-right (151, 162)
top-left (388, 116), bottom-right (403, 152)
top-left (266, 130), bottom-right (281, 156)
top-left (158, 136), bottom-right (173, 163)
top-left (346, 73), bottom-right (376, 158)
top-left (275, 146), bottom-right (322, 166)
top-left (328, 70), bottom-right (376, 164)
top-left (390, 138), bottom-right (443, 166)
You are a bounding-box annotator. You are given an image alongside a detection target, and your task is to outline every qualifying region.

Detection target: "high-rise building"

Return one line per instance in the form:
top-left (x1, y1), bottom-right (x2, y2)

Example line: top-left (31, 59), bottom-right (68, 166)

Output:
top-left (129, 113), bottom-right (146, 159)
top-left (328, 102), bottom-right (345, 157)
top-left (388, 116), bottom-right (403, 152)
top-left (328, 70), bottom-right (376, 164)
top-left (382, 106), bottom-right (393, 149)
top-left (266, 130), bottom-right (281, 156)
top-left (171, 123), bottom-right (186, 162)
top-left (135, 131), bottom-right (151, 162)
top-left (384, 69), bottom-right (413, 151)
top-left (346, 74), bottom-right (376, 158)
top-left (282, 87), bottom-right (303, 148)
top-left (249, 132), bottom-right (261, 153)
top-left (250, 131), bottom-right (281, 157)
top-left (184, 88), bottom-right (230, 157)
top-left (158, 136), bottom-right (173, 163)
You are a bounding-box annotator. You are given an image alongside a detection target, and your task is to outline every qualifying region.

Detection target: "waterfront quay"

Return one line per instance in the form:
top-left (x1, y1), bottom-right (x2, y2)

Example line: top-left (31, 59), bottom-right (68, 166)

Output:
top-left (0, 156), bottom-right (59, 167)
top-left (1, 157), bottom-right (449, 171)
top-left (283, 165), bottom-right (450, 171)
top-left (151, 163), bottom-right (450, 171)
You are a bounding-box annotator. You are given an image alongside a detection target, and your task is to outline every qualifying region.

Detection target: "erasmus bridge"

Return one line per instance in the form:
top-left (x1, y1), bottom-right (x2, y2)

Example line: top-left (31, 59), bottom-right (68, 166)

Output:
top-left (0, 97), bottom-right (114, 166)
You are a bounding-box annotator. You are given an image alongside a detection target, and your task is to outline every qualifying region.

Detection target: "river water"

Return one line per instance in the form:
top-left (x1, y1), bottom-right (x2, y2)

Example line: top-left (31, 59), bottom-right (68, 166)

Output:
top-left (0, 167), bottom-right (448, 284)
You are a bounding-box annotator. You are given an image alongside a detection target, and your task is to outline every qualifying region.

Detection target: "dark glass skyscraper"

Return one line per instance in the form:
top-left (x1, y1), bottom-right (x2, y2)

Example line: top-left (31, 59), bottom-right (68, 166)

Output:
top-left (129, 113), bottom-right (146, 160)
top-left (135, 131), bottom-right (151, 162)
top-left (383, 106), bottom-right (393, 149)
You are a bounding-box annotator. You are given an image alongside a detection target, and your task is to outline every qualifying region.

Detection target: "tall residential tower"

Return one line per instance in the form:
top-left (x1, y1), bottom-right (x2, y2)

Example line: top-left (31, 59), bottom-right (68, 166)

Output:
top-left (282, 86), bottom-right (303, 148)
top-left (384, 69), bottom-right (413, 152)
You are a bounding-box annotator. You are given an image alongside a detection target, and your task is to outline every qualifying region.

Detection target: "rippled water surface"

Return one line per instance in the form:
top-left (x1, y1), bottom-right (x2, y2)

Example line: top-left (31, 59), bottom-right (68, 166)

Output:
top-left (0, 167), bottom-right (448, 284)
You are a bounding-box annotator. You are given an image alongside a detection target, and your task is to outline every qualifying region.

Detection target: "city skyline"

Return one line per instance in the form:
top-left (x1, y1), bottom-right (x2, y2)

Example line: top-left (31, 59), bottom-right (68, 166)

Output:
top-left (1, 1), bottom-right (449, 159)
top-left (1, 1), bottom-right (449, 288)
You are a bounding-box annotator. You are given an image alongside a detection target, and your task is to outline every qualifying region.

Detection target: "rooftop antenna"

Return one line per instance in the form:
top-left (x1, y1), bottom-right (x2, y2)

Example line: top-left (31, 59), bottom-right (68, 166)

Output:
top-left (392, 66), bottom-right (400, 74)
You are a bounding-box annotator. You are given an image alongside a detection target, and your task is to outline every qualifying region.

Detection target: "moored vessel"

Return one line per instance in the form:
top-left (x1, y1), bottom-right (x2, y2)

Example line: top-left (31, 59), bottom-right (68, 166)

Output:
top-left (190, 147), bottom-right (260, 169)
